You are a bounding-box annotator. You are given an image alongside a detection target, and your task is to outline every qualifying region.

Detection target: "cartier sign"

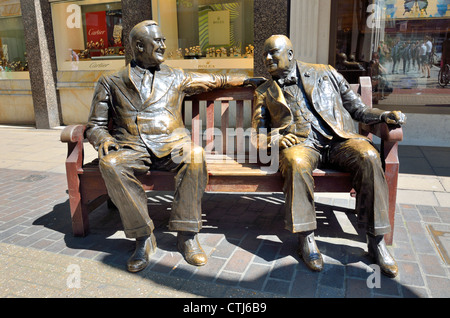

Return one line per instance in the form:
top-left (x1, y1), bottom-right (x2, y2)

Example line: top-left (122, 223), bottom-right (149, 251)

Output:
top-left (85, 11), bottom-right (108, 43)
top-left (85, 11), bottom-right (108, 57)
top-left (88, 29), bottom-right (106, 36)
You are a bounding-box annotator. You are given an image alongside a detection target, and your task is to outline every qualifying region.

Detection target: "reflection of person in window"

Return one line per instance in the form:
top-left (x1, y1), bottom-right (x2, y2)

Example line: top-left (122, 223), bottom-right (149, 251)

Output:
top-left (377, 41), bottom-right (389, 65)
top-left (411, 41), bottom-right (420, 72)
top-left (369, 52), bottom-right (389, 102)
top-left (71, 49), bottom-right (79, 62)
top-left (402, 42), bottom-right (412, 74)
top-left (335, 53), bottom-right (364, 70)
top-left (420, 40), bottom-right (429, 78)
top-left (391, 39), bottom-right (401, 74)
top-left (425, 35), bottom-right (433, 68)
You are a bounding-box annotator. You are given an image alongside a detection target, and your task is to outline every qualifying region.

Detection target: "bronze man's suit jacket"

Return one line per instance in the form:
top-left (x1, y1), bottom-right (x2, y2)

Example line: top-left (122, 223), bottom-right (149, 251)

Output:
top-left (87, 62), bottom-right (236, 158)
top-left (252, 60), bottom-right (386, 148)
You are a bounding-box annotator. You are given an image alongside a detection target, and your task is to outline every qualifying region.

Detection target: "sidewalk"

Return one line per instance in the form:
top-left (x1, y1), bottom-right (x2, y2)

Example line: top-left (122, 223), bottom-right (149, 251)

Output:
top-left (0, 125), bottom-right (449, 298)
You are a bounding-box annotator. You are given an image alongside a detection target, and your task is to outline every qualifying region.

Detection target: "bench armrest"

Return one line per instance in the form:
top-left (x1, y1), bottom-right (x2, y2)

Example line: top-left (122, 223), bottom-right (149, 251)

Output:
top-left (361, 122), bottom-right (402, 175)
top-left (60, 124), bottom-right (87, 174)
top-left (361, 122), bottom-right (403, 143)
top-left (60, 124), bottom-right (87, 143)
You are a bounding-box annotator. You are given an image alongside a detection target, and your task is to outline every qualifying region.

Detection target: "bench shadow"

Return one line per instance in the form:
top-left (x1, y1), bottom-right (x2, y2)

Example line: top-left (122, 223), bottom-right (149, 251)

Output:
top-left (33, 192), bottom-right (421, 298)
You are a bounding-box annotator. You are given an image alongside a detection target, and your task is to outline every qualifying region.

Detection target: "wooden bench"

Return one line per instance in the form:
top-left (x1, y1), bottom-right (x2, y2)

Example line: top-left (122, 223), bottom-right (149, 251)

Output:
top-left (60, 76), bottom-right (403, 245)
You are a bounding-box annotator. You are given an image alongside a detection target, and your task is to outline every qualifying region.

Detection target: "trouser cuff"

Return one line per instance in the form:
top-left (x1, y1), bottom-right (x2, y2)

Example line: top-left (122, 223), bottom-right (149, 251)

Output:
top-left (124, 221), bottom-right (154, 239)
top-left (169, 220), bottom-right (202, 233)
top-left (285, 221), bottom-right (317, 233)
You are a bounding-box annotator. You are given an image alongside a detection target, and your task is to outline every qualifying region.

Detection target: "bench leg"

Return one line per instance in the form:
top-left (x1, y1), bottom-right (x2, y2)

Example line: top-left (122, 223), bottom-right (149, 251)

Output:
top-left (382, 141), bottom-right (399, 246)
top-left (66, 170), bottom-right (89, 237)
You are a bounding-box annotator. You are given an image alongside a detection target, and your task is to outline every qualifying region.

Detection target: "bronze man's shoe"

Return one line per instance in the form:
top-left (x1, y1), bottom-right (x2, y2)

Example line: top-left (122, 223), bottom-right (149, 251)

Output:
top-left (177, 231), bottom-right (208, 266)
top-left (127, 232), bottom-right (157, 273)
top-left (298, 231), bottom-right (323, 272)
top-left (367, 234), bottom-right (398, 278)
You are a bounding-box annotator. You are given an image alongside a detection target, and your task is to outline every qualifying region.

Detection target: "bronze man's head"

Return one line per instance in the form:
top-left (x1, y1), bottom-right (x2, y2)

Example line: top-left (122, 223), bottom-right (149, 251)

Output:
top-left (263, 35), bottom-right (295, 79)
top-left (129, 20), bottom-right (166, 69)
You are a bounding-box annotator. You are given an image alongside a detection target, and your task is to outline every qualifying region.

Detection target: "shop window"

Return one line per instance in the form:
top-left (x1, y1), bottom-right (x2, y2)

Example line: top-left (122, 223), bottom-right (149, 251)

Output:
top-left (330, 0), bottom-right (449, 107)
top-left (0, 2), bottom-right (27, 72)
top-left (152, 0), bottom-right (254, 74)
top-left (51, 0), bottom-right (124, 71)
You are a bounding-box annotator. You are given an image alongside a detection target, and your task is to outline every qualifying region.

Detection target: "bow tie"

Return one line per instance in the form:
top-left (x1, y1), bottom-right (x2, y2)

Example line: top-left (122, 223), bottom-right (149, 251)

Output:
top-left (276, 76), bottom-right (298, 87)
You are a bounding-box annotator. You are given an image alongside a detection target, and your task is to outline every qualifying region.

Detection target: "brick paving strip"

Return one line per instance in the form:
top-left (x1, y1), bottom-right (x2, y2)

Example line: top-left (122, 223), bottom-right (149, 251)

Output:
top-left (0, 168), bottom-right (450, 297)
top-left (0, 241), bottom-right (281, 298)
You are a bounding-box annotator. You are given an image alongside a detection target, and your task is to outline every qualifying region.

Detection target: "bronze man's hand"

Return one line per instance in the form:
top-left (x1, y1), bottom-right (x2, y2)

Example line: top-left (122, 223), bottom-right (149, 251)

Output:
top-left (280, 133), bottom-right (301, 149)
top-left (98, 139), bottom-right (120, 158)
top-left (244, 77), bottom-right (267, 88)
top-left (381, 111), bottom-right (407, 125)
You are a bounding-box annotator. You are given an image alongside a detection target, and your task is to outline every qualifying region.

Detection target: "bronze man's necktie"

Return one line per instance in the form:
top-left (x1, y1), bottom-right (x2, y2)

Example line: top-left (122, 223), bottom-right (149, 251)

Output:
top-left (140, 70), bottom-right (152, 101)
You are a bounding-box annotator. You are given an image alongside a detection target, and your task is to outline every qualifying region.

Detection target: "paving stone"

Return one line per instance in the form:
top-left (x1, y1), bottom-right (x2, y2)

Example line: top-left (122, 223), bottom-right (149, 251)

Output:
top-left (263, 279), bottom-right (290, 295)
top-left (397, 261), bottom-right (425, 287)
top-left (224, 248), bottom-right (254, 273)
top-left (290, 270), bottom-right (319, 297)
top-left (239, 263), bottom-right (270, 291)
top-left (345, 277), bottom-right (373, 298)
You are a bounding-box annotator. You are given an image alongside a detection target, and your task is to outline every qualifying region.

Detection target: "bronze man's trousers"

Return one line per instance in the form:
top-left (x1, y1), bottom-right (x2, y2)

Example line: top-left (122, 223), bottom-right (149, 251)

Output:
top-left (279, 138), bottom-right (391, 236)
top-left (98, 142), bottom-right (207, 238)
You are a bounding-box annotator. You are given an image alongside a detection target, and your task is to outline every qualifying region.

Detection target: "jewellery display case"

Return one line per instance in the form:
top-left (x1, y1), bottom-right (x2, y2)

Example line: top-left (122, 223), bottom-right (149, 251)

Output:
top-left (51, 0), bottom-right (124, 71)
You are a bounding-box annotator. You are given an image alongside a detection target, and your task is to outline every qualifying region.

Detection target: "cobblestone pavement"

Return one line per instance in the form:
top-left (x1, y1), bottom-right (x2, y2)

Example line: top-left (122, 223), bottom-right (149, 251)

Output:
top-left (0, 126), bottom-right (449, 298)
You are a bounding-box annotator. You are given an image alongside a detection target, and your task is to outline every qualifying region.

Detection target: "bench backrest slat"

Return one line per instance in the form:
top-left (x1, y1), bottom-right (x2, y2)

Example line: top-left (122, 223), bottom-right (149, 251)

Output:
top-left (184, 79), bottom-right (370, 157)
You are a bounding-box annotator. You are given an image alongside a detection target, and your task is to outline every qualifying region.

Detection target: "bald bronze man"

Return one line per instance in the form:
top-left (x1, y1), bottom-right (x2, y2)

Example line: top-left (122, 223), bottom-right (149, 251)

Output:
top-left (86, 21), bottom-right (251, 272)
top-left (252, 35), bottom-right (406, 277)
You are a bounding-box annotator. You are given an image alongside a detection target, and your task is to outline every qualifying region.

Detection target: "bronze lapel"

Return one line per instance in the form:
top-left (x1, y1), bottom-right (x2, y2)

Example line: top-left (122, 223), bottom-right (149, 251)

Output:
top-left (266, 79), bottom-right (293, 130)
top-left (297, 61), bottom-right (317, 104)
top-left (109, 64), bottom-right (142, 111)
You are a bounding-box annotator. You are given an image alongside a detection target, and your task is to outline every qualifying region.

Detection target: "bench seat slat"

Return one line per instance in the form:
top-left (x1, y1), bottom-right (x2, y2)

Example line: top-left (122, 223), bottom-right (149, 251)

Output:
top-left (81, 158), bottom-right (350, 178)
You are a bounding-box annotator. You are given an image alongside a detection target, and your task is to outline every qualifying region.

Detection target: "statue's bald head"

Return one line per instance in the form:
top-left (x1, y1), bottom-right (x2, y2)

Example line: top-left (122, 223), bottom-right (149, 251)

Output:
top-left (264, 35), bottom-right (293, 52)
top-left (263, 35), bottom-right (295, 78)
top-left (129, 20), bottom-right (166, 68)
top-left (129, 20), bottom-right (159, 51)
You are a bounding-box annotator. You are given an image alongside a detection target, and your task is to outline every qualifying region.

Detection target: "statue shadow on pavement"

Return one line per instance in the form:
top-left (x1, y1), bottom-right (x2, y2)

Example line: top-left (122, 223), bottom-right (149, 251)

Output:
top-left (33, 192), bottom-right (421, 297)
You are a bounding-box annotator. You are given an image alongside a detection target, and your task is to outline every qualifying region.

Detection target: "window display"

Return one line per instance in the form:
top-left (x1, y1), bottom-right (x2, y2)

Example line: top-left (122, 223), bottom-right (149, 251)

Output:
top-left (0, 2), bottom-right (28, 72)
top-left (152, 0), bottom-right (254, 73)
top-left (51, 0), bottom-right (124, 71)
top-left (330, 0), bottom-right (449, 107)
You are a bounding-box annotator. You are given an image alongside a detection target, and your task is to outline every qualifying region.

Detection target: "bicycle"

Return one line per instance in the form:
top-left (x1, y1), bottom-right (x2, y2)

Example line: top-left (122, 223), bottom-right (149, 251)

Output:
top-left (438, 64), bottom-right (449, 87)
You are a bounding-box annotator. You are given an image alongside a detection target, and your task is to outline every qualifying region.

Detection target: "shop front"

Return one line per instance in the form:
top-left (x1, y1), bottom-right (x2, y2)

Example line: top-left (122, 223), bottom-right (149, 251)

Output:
top-left (2, 0), bottom-right (448, 146)
top-left (50, 0), bottom-right (125, 124)
top-left (0, 0), bottom-right (34, 125)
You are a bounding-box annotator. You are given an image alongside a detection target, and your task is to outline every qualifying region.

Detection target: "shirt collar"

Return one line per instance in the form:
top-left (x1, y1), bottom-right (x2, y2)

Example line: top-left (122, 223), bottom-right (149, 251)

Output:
top-left (133, 64), bottom-right (147, 74)
top-left (130, 60), bottom-right (160, 76)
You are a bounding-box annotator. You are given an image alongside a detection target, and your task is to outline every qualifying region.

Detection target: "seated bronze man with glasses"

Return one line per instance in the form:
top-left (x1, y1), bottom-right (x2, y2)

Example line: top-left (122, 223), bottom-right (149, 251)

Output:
top-left (86, 20), bottom-right (256, 273)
